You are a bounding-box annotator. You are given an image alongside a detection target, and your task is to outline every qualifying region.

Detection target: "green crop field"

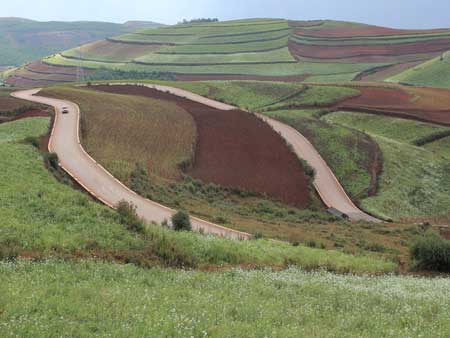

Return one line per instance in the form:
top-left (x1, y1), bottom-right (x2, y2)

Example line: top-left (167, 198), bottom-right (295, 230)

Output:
top-left (4, 260), bottom-right (449, 337)
top-left (134, 47), bottom-right (295, 64)
top-left (325, 111), bottom-right (450, 220)
top-left (262, 85), bottom-right (360, 110)
top-left (424, 136), bottom-right (450, 159)
top-left (323, 111), bottom-right (450, 144)
top-left (45, 54), bottom-right (384, 77)
top-left (388, 51), bottom-right (450, 88)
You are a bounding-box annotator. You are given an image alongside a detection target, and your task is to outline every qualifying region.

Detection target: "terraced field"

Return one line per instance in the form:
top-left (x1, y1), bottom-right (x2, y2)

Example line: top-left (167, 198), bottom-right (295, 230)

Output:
top-left (388, 50), bottom-right (450, 88)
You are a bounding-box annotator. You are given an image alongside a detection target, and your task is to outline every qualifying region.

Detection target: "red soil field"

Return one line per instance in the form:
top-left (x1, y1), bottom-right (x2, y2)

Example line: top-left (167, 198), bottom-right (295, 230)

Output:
top-left (335, 86), bottom-right (450, 126)
top-left (26, 61), bottom-right (82, 76)
top-left (176, 73), bottom-right (310, 82)
top-left (288, 38), bottom-right (450, 60)
top-left (294, 25), bottom-right (450, 38)
top-left (91, 85), bottom-right (311, 208)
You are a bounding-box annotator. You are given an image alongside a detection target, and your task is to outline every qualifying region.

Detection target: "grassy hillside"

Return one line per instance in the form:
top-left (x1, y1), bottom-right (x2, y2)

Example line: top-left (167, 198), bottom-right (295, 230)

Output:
top-left (0, 116), bottom-right (395, 272)
top-left (2, 260), bottom-right (449, 337)
top-left (325, 112), bottom-right (450, 220)
top-left (388, 51), bottom-right (450, 88)
top-left (0, 17), bottom-right (163, 67)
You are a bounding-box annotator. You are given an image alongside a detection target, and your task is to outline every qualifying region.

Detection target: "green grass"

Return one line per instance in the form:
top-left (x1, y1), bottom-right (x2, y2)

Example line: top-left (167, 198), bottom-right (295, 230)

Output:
top-left (0, 117), bottom-right (394, 272)
top-left (291, 31), bottom-right (450, 46)
top-left (134, 47), bottom-right (295, 64)
top-left (135, 20), bottom-right (289, 36)
top-left (388, 52), bottom-right (450, 88)
top-left (326, 111), bottom-right (450, 220)
top-left (3, 260), bottom-right (448, 337)
top-left (45, 53), bottom-right (386, 77)
top-left (324, 111), bottom-right (450, 144)
top-left (263, 85), bottom-right (360, 110)
top-left (263, 110), bottom-right (376, 201)
top-left (424, 135), bottom-right (450, 159)
top-left (176, 80), bottom-right (304, 110)
top-left (157, 36), bottom-right (289, 54)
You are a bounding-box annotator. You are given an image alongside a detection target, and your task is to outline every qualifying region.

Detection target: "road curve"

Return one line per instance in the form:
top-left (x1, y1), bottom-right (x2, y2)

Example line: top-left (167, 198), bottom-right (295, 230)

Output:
top-left (108, 83), bottom-right (380, 223)
top-left (11, 88), bottom-right (252, 240)
top-left (13, 83), bottom-right (380, 228)
top-left (257, 114), bottom-right (380, 222)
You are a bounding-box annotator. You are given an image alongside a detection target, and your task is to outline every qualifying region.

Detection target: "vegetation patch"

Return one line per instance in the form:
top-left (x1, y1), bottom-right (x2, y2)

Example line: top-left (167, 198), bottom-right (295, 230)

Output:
top-left (326, 111), bottom-right (450, 220)
top-left (4, 260), bottom-right (450, 337)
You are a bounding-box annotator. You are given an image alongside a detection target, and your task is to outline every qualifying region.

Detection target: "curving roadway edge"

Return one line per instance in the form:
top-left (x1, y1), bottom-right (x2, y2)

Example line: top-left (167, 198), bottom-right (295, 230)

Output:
top-left (12, 83), bottom-right (379, 242)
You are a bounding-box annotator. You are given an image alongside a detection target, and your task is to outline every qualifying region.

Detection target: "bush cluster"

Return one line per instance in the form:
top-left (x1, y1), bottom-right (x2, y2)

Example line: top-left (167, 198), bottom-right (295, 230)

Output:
top-left (410, 232), bottom-right (450, 271)
top-left (116, 200), bottom-right (145, 233)
top-left (171, 211), bottom-right (192, 231)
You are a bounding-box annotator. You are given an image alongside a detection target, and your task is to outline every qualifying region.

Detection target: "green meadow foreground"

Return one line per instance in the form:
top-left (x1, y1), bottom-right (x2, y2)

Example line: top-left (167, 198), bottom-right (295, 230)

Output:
top-left (1, 260), bottom-right (450, 338)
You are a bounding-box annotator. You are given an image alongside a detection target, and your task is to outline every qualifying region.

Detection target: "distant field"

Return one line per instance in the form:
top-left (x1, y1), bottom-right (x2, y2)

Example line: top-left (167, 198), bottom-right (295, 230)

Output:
top-left (388, 51), bottom-right (450, 88)
top-left (262, 85), bottom-right (360, 110)
top-left (43, 53), bottom-right (383, 77)
top-left (8, 260), bottom-right (450, 338)
top-left (0, 17), bottom-right (163, 66)
top-left (325, 111), bottom-right (450, 220)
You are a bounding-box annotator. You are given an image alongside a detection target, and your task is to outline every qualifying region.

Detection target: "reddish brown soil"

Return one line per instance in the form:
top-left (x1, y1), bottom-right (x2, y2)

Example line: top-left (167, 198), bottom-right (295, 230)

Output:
top-left (335, 86), bottom-right (450, 126)
top-left (175, 73), bottom-right (310, 82)
top-left (294, 26), bottom-right (450, 38)
top-left (91, 85), bottom-right (311, 208)
top-left (26, 61), bottom-right (91, 76)
top-left (5, 75), bottom-right (54, 87)
top-left (355, 61), bottom-right (424, 81)
top-left (289, 38), bottom-right (450, 60)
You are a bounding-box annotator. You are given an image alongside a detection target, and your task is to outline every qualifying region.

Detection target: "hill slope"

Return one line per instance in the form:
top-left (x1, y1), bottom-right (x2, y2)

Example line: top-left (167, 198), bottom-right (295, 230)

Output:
top-left (0, 17), bottom-right (163, 67)
top-left (7, 18), bottom-right (450, 85)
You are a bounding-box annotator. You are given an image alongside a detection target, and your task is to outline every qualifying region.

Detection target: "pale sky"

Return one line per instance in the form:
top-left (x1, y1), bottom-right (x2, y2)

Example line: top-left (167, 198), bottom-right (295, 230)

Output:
top-left (2, 0), bottom-right (450, 29)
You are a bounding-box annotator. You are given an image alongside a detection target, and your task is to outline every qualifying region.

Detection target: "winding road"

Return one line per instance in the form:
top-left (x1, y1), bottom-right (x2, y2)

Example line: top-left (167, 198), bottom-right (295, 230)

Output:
top-left (12, 83), bottom-right (379, 241)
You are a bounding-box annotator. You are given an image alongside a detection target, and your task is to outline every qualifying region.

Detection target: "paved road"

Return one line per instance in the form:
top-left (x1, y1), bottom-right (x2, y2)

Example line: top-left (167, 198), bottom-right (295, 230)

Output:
top-left (13, 83), bottom-right (380, 229)
top-left (257, 114), bottom-right (380, 222)
top-left (11, 88), bottom-right (252, 240)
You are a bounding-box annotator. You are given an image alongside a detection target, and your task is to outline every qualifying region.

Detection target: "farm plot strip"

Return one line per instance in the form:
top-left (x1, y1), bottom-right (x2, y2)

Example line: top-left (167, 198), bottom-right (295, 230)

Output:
top-left (90, 84), bottom-right (311, 209)
top-left (11, 88), bottom-right (252, 240)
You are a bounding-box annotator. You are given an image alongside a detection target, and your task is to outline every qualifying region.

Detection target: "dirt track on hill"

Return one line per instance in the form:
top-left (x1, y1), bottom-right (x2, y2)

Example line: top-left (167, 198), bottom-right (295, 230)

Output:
top-left (335, 86), bottom-right (450, 126)
top-left (91, 84), bottom-right (311, 208)
top-left (11, 88), bottom-right (252, 240)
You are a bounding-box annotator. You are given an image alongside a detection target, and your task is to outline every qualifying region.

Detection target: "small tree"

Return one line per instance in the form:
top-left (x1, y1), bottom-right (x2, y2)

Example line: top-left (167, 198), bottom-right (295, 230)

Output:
top-left (116, 200), bottom-right (144, 233)
top-left (171, 210), bottom-right (192, 231)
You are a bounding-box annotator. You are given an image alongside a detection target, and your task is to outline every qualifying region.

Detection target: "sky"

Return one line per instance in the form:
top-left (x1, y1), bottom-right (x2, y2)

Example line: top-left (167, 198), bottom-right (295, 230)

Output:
top-left (2, 0), bottom-right (450, 29)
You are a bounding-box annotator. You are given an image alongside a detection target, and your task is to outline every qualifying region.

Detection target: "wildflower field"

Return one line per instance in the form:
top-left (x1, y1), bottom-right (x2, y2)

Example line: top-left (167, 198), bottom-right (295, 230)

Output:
top-left (1, 260), bottom-right (449, 338)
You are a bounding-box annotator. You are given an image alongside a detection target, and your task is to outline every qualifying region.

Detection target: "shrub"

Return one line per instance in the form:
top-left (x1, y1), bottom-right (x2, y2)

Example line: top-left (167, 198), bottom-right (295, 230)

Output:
top-left (130, 162), bottom-right (151, 195)
top-left (299, 159), bottom-right (316, 180)
top-left (171, 211), bottom-right (192, 232)
top-left (24, 136), bottom-right (40, 148)
top-left (410, 232), bottom-right (450, 271)
top-left (116, 200), bottom-right (145, 233)
top-left (43, 152), bottom-right (59, 170)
